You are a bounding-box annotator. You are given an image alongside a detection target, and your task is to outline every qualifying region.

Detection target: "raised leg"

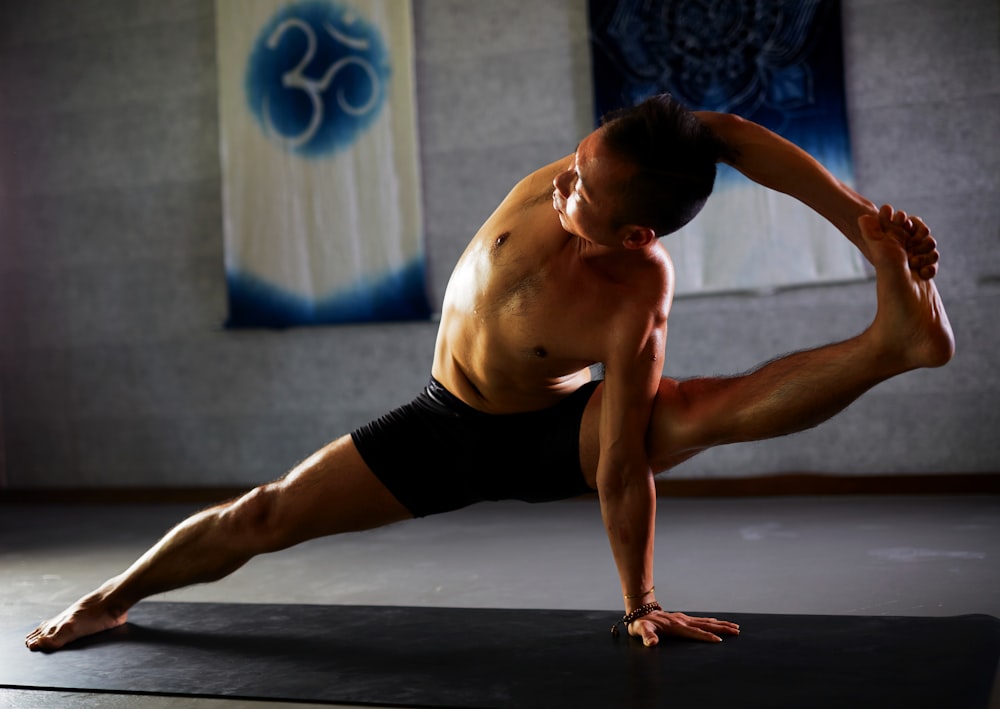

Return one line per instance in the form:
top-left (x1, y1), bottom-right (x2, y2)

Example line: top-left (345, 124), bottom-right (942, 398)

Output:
top-left (579, 208), bottom-right (954, 482)
top-left (25, 435), bottom-right (411, 652)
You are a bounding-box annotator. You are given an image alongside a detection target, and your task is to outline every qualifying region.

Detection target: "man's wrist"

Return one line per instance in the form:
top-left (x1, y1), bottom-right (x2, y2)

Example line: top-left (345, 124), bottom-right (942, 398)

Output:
top-left (625, 599), bottom-right (658, 613)
top-left (611, 602), bottom-right (662, 637)
top-left (624, 584), bottom-right (655, 601)
top-left (623, 584), bottom-right (656, 612)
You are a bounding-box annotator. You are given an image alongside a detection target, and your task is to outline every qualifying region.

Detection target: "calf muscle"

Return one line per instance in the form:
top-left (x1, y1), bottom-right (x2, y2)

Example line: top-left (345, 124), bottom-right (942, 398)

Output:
top-left (646, 336), bottom-right (887, 471)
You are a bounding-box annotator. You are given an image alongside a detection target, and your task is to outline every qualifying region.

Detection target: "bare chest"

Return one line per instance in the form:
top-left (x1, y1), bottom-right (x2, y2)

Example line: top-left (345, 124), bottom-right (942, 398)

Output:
top-left (460, 230), bottom-right (608, 366)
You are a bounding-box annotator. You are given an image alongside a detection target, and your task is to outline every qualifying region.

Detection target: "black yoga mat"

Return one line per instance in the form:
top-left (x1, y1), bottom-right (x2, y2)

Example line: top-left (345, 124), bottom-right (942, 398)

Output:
top-left (4, 603), bottom-right (999, 709)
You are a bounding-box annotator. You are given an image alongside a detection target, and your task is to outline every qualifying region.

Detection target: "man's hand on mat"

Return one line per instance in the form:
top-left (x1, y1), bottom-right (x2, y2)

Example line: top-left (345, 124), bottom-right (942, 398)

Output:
top-left (629, 611), bottom-right (740, 647)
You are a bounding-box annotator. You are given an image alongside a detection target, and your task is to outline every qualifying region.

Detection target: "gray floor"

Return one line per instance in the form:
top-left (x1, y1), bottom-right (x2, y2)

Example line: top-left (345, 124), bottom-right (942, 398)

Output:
top-left (2, 494), bottom-right (999, 708)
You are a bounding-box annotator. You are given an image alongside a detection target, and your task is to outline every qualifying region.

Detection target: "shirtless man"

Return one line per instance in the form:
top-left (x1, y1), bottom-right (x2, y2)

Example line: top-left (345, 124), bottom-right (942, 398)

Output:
top-left (26, 95), bottom-right (953, 652)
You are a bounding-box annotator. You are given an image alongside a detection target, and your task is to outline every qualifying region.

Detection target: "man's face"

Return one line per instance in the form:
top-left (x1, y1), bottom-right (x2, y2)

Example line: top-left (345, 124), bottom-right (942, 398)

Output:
top-left (552, 129), bottom-right (632, 245)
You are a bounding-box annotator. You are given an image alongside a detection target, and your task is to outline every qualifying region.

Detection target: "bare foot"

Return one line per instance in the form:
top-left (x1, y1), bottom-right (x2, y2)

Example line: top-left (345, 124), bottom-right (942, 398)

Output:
top-left (859, 210), bottom-right (955, 371)
top-left (25, 589), bottom-right (129, 652)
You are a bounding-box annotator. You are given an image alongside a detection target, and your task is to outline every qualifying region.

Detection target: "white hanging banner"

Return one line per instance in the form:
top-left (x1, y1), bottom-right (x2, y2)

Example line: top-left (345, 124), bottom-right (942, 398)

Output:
top-left (216, 0), bottom-right (429, 326)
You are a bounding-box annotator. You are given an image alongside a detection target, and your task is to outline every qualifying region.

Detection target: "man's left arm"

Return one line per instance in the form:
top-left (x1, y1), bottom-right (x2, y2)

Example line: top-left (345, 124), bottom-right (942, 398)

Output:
top-left (597, 305), bottom-right (739, 646)
top-left (693, 111), bottom-right (878, 263)
top-left (596, 310), bottom-right (663, 620)
top-left (694, 111), bottom-right (940, 281)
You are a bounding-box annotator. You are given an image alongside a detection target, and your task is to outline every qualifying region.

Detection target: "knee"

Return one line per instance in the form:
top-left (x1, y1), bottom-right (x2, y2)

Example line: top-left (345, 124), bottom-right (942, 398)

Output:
top-left (220, 483), bottom-right (290, 553)
top-left (645, 380), bottom-right (719, 471)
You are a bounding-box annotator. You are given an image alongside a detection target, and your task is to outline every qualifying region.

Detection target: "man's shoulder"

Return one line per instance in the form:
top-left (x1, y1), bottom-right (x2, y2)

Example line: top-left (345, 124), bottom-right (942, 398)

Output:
top-left (618, 244), bottom-right (674, 314)
top-left (606, 253), bottom-right (673, 350)
top-left (506, 154), bottom-right (574, 205)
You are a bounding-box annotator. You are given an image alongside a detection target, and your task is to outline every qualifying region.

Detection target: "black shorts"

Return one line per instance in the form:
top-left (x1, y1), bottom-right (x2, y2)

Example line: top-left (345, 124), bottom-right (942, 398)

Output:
top-left (350, 377), bottom-right (600, 517)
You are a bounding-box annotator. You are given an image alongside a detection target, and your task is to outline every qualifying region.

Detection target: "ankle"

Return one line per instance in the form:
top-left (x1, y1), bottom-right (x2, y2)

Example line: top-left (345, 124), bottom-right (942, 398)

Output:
top-left (89, 578), bottom-right (133, 618)
top-left (859, 328), bottom-right (913, 380)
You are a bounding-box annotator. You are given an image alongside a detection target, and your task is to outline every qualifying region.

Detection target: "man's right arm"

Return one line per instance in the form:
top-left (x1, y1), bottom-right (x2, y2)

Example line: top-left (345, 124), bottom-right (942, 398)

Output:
top-left (693, 111), bottom-right (878, 264)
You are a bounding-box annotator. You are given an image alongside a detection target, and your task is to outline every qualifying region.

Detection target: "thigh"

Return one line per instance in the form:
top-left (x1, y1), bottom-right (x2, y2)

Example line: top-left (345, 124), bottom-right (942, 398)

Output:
top-left (260, 435), bottom-right (414, 549)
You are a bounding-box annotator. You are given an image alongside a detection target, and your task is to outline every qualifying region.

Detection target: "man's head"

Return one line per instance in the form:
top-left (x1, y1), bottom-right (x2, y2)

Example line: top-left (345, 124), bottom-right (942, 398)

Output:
top-left (599, 94), bottom-right (728, 238)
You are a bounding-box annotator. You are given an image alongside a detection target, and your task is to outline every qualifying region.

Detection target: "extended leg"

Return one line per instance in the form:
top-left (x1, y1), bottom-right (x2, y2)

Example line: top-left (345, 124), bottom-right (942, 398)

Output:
top-left (25, 435), bottom-right (411, 652)
top-left (647, 211), bottom-right (953, 471)
top-left (579, 210), bottom-right (953, 481)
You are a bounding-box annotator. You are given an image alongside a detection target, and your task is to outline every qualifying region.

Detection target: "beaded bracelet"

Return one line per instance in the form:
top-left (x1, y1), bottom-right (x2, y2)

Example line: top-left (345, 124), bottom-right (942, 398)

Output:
top-left (610, 602), bottom-right (662, 638)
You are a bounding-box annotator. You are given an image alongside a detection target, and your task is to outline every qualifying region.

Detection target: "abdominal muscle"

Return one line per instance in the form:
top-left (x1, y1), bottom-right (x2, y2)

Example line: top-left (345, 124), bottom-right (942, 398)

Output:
top-left (431, 311), bottom-right (596, 415)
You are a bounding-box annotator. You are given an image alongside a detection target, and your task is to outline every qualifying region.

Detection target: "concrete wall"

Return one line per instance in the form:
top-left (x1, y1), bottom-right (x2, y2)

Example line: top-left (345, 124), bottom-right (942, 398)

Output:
top-left (0, 0), bottom-right (997, 488)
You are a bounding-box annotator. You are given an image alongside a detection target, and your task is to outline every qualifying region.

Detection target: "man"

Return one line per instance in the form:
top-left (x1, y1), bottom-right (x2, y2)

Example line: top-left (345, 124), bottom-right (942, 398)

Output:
top-left (26, 95), bottom-right (953, 651)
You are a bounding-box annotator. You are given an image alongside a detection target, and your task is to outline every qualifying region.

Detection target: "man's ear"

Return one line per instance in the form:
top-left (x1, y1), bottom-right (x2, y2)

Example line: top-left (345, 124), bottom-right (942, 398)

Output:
top-left (621, 225), bottom-right (657, 250)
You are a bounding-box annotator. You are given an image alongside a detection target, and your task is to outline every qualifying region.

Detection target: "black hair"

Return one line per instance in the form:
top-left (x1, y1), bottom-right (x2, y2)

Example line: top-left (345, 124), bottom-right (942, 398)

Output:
top-left (600, 94), bottom-right (732, 236)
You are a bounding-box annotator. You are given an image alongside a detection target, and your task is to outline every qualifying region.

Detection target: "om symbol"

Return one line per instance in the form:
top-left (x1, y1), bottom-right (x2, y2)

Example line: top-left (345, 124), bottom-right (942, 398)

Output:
top-left (246, 1), bottom-right (390, 157)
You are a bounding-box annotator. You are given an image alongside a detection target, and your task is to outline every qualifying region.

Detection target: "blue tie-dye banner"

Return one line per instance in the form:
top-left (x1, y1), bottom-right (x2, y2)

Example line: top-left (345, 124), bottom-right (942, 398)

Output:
top-left (588, 0), bottom-right (868, 295)
top-left (217, 0), bottom-right (430, 327)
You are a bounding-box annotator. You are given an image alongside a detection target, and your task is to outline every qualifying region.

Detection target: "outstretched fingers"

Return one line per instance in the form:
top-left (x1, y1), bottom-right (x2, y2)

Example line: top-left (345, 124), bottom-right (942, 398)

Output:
top-left (876, 205), bottom-right (939, 280)
top-left (905, 216), bottom-right (940, 279)
top-left (629, 611), bottom-right (741, 647)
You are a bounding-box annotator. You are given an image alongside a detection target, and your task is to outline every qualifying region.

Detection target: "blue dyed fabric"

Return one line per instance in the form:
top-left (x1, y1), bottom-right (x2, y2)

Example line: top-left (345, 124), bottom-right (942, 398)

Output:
top-left (589, 0), bottom-right (867, 295)
top-left (217, 0), bottom-right (429, 327)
